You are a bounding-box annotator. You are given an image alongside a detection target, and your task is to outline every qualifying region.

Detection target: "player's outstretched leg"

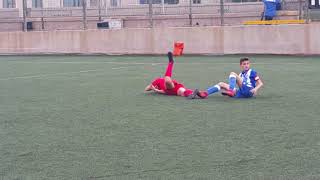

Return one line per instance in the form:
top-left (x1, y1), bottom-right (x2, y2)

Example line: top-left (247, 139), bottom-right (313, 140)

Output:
top-left (181, 88), bottom-right (193, 97)
top-left (208, 82), bottom-right (229, 94)
top-left (186, 89), bottom-right (208, 99)
top-left (167, 51), bottom-right (174, 63)
top-left (188, 81), bottom-right (230, 99)
top-left (165, 52), bottom-right (174, 77)
top-left (164, 52), bottom-right (175, 90)
top-left (187, 89), bottom-right (198, 99)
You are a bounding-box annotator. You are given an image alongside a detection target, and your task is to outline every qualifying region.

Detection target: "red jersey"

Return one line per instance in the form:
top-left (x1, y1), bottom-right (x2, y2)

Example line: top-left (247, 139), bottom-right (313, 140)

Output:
top-left (151, 78), bottom-right (185, 95)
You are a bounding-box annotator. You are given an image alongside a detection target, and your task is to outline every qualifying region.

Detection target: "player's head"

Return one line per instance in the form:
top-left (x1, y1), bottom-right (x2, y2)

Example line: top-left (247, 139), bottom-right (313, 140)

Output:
top-left (240, 57), bottom-right (250, 71)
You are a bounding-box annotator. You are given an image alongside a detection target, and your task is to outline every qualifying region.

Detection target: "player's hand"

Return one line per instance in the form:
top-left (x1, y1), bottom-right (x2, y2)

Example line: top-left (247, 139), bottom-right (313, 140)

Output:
top-left (152, 85), bottom-right (161, 91)
top-left (250, 88), bottom-right (258, 96)
top-left (153, 88), bottom-right (161, 92)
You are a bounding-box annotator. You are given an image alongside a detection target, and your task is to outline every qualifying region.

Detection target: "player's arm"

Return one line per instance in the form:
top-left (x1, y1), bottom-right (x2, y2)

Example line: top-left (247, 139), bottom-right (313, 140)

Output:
top-left (144, 84), bottom-right (165, 94)
top-left (251, 78), bottom-right (264, 95)
top-left (152, 88), bottom-right (165, 94)
top-left (145, 84), bottom-right (154, 91)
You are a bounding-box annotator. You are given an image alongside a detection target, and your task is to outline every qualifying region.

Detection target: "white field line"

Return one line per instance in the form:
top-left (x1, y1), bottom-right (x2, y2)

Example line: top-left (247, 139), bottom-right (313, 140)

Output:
top-left (0, 60), bottom-right (309, 81)
top-left (0, 63), bottom-right (151, 81)
top-left (0, 69), bottom-right (104, 81)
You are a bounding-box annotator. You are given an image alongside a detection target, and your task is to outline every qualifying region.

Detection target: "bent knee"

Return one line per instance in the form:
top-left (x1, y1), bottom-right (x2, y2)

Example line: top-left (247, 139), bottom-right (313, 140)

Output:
top-left (177, 87), bottom-right (186, 96)
top-left (230, 72), bottom-right (237, 76)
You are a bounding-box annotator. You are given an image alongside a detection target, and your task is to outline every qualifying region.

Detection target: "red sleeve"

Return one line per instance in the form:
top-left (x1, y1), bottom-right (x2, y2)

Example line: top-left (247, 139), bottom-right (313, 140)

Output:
top-left (151, 78), bottom-right (166, 90)
top-left (151, 78), bottom-right (161, 86)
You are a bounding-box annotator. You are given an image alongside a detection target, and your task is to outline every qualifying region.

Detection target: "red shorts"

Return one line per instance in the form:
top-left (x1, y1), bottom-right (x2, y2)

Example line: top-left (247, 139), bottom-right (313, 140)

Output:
top-left (165, 82), bottom-right (185, 95)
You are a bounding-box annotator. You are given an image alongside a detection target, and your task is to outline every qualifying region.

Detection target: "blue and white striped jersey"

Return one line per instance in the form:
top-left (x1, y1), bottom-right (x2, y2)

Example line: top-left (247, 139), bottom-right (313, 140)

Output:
top-left (239, 69), bottom-right (260, 88)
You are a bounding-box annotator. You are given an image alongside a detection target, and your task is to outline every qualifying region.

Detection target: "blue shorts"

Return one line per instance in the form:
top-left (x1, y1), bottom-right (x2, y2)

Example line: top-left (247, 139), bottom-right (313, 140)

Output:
top-left (235, 85), bottom-right (254, 98)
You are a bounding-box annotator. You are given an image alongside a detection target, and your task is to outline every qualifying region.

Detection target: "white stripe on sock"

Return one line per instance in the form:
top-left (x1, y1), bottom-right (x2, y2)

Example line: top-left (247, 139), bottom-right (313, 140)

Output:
top-left (214, 85), bottom-right (221, 91)
top-left (229, 74), bottom-right (236, 78)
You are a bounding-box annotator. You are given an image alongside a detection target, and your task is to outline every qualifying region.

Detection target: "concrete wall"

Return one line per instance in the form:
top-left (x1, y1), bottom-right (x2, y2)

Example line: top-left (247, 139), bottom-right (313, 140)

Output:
top-left (0, 22), bottom-right (23, 32)
top-left (0, 24), bottom-right (319, 55)
top-left (0, 8), bottom-right (19, 17)
top-left (0, 9), bottom-right (22, 32)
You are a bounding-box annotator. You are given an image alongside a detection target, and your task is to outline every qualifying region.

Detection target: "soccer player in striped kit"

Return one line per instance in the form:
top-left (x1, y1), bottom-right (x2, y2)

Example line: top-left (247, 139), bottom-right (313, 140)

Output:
top-left (190, 57), bottom-right (263, 99)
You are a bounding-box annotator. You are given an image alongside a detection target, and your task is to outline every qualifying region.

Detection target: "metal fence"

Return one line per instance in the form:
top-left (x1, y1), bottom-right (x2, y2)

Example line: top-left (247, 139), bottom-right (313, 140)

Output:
top-left (0, 0), bottom-right (308, 31)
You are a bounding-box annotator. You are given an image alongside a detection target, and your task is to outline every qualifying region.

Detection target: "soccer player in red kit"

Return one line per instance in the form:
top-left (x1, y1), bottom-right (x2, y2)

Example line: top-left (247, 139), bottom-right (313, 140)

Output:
top-left (144, 52), bottom-right (208, 98)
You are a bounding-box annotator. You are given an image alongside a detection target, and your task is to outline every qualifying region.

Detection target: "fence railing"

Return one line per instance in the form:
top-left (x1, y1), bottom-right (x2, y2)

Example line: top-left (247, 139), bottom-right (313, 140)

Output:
top-left (0, 0), bottom-right (307, 31)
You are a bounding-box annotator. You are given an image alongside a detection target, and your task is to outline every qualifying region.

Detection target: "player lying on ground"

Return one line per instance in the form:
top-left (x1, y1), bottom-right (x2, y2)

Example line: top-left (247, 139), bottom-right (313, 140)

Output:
top-left (190, 57), bottom-right (263, 99)
top-left (144, 52), bottom-right (208, 98)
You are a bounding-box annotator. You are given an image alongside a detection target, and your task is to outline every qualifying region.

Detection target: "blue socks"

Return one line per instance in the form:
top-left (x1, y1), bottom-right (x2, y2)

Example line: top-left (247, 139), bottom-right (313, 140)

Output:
top-left (207, 85), bottom-right (221, 95)
top-left (207, 74), bottom-right (237, 95)
top-left (229, 74), bottom-right (236, 90)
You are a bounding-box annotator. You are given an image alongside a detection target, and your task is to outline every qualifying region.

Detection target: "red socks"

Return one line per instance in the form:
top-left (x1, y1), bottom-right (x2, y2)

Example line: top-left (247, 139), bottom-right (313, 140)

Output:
top-left (183, 89), bottom-right (193, 97)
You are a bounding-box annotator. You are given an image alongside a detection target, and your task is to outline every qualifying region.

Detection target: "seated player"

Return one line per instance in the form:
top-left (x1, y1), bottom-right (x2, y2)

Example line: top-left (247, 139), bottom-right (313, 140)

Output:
top-left (145, 52), bottom-right (208, 98)
top-left (190, 57), bottom-right (263, 99)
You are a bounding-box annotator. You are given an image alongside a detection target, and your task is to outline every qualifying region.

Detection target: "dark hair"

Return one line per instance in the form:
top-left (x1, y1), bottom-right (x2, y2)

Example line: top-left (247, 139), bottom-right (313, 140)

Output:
top-left (240, 57), bottom-right (249, 64)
